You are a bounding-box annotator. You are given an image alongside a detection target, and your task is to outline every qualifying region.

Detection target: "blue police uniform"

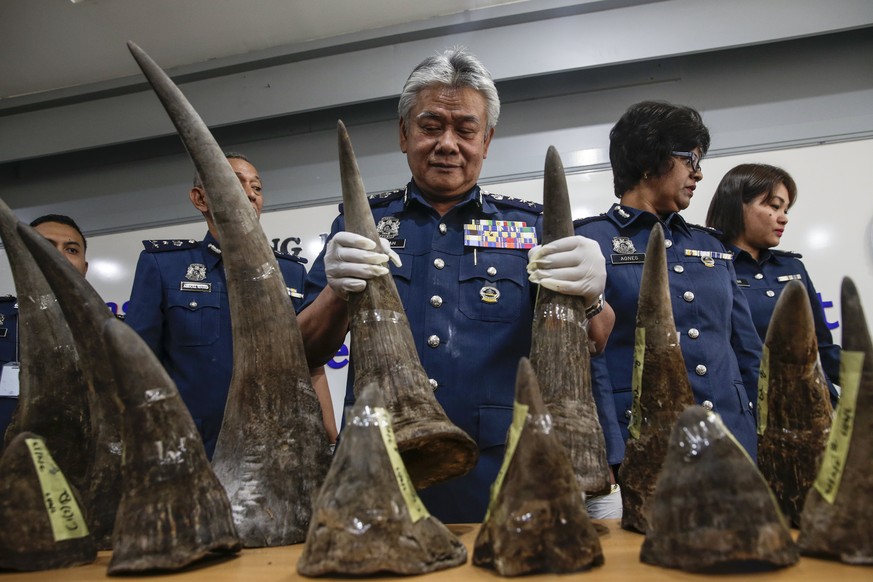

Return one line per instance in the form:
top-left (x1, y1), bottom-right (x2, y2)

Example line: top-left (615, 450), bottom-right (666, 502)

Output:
top-left (302, 182), bottom-right (623, 523)
top-left (730, 245), bottom-right (841, 404)
top-left (0, 295), bottom-right (18, 440)
top-left (576, 204), bottom-right (761, 457)
top-left (124, 232), bottom-right (307, 458)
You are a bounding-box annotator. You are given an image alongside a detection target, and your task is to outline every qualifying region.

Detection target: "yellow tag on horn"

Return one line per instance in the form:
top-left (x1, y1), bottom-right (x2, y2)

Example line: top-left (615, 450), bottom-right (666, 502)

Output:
top-left (484, 400), bottom-right (528, 521)
top-left (813, 351), bottom-right (862, 504)
top-left (374, 407), bottom-right (431, 522)
top-left (25, 437), bottom-right (90, 542)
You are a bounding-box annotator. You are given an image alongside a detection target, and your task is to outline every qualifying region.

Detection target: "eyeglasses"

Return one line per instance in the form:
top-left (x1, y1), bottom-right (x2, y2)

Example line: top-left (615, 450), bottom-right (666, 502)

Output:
top-left (671, 151), bottom-right (702, 173)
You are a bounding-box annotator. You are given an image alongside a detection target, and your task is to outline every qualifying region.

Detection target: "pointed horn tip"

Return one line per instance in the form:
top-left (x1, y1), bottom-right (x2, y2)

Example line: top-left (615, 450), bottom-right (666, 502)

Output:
top-left (514, 357), bottom-right (543, 408)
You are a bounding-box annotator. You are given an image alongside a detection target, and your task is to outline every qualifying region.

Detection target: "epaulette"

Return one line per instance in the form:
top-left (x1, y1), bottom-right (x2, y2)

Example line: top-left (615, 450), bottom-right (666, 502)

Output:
top-left (771, 248), bottom-right (803, 259)
top-left (573, 214), bottom-right (609, 228)
top-left (141, 239), bottom-right (200, 252)
top-left (481, 190), bottom-right (543, 213)
top-left (338, 189), bottom-right (404, 214)
top-left (688, 223), bottom-right (723, 238)
top-left (274, 251), bottom-right (308, 265)
top-left (0, 294), bottom-right (16, 303)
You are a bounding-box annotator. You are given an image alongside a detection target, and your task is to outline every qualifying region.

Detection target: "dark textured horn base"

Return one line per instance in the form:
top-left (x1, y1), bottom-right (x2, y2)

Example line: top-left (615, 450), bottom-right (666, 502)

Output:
top-left (298, 382), bottom-right (467, 576)
top-left (641, 406), bottom-right (798, 572)
top-left (0, 433), bottom-right (96, 571)
top-left (474, 359), bottom-right (603, 576)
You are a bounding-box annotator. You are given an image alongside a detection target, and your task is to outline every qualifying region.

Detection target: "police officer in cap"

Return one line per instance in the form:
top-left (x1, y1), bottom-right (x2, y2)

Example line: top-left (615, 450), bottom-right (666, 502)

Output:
top-left (125, 152), bottom-right (336, 458)
top-left (299, 48), bottom-right (616, 523)
top-left (1, 214), bottom-right (89, 441)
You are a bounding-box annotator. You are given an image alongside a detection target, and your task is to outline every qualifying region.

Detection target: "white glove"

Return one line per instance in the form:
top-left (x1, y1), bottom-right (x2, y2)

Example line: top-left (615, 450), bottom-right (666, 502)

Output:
top-left (527, 235), bottom-right (606, 308)
top-left (325, 231), bottom-right (402, 299)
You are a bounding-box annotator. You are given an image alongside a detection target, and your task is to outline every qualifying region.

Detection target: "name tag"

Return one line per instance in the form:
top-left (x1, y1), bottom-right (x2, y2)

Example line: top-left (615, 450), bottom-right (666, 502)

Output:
top-left (180, 282), bottom-right (212, 292)
top-left (0, 328), bottom-right (6, 338)
top-left (736, 279), bottom-right (750, 287)
top-left (777, 274), bottom-right (802, 283)
top-left (0, 362), bottom-right (20, 397)
top-left (287, 287), bottom-right (304, 299)
top-left (388, 239), bottom-right (406, 249)
top-left (611, 253), bottom-right (646, 265)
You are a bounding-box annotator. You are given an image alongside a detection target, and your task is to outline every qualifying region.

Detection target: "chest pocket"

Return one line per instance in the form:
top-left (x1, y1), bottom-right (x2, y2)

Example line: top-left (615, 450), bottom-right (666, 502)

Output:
top-left (388, 255), bottom-right (414, 311)
top-left (166, 289), bottom-right (222, 347)
top-left (459, 252), bottom-right (527, 323)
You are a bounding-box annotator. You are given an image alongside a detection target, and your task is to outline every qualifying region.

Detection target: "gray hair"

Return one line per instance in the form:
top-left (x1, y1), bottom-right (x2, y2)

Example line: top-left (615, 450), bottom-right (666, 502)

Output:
top-left (398, 47), bottom-right (500, 132)
top-left (193, 151), bottom-right (251, 188)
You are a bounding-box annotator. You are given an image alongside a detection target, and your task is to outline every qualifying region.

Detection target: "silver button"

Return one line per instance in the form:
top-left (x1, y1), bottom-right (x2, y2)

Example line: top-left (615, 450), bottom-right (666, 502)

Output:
top-left (688, 328), bottom-right (700, 339)
top-left (749, 401), bottom-right (754, 410)
top-left (487, 266), bottom-right (497, 276)
top-left (695, 364), bottom-right (708, 376)
top-left (428, 378), bottom-right (439, 391)
top-left (673, 265), bottom-right (685, 273)
top-left (433, 258), bottom-right (445, 270)
top-left (430, 295), bottom-right (443, 308)
top-left (189, 301), bottom-right (198, 308)
top-left (755, 273), bottom-right (764, 280)
top-left (702, 399), bottom-right (713, 410)
top-left (683, 291), bottom-right (695, 302)
top-left (427, 335), bottom-right (441, 348)
top-left (766, 290), bottom-right (776, 297)
top-left (624, 409), bottom-right (632, 419)
top-left (664, 240), bottom-right (673, 248)
top-left (438, 223), bottom-right (447, 234)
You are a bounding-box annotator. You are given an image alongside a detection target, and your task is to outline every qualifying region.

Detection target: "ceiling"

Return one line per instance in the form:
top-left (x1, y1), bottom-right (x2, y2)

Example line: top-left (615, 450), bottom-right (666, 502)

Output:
top-left (0, 0), bottom-right (563, 101)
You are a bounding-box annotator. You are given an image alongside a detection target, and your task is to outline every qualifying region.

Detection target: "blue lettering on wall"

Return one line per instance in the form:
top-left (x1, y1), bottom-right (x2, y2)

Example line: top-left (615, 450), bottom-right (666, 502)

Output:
top-left (327, 344), bottom-right (349, 369)
top-left (818, 292), bottom-right (840, 331)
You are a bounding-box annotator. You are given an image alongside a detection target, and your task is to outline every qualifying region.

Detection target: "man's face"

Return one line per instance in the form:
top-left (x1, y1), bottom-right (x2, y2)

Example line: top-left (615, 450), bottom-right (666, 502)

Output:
top-left (33, 221), bottom-right (87, 277)
top-left (191, 157), bottom-right (264, 220)
top-left (229, 158), bottom-right (264, 218)
top-left (399, 85), bottom-right (494, 205)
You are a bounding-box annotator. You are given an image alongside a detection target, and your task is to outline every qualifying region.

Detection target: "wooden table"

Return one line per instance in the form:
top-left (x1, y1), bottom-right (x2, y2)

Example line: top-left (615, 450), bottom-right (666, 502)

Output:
top-left (2, 520), bottom-right (869, 580)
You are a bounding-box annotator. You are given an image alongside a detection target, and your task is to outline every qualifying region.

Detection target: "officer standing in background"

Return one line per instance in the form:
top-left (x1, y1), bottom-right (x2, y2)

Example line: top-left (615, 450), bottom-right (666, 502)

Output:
top-left (299, 48), bottom-right (616, 523)
top-left (125, 152), bottom-right (337, 458)
top-left (1, 214), bottom-right (90, 440)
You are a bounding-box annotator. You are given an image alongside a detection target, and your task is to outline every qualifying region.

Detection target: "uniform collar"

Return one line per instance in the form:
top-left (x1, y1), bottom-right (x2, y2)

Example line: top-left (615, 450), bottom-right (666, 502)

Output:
top-left (727, 243), bottom-right (776, 266)
top-left (404, 181), bottom-right (487, 214)
top-left (604, 203), bottom-right (691, 235)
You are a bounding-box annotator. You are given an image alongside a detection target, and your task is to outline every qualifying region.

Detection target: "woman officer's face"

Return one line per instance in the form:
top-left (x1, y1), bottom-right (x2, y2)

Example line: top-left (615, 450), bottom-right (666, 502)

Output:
top-left (647, 148), bottom-right (703, 216)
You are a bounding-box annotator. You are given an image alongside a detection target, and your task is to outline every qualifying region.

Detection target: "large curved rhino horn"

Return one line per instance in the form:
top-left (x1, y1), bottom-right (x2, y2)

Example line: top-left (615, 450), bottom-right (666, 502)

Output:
top-left (618, 223), bottom-right (695, 534)
top-left (529, 147), bottom-right (609, 494)
top-left (337, 120), bottom-right (478, 489)
top-left (102, 317), bottom-right (240, 575)
top-left (127, 41), bottom-right (331, 547)
top-left (757, 279), bottom-right (832, 526)
top-left (16, 221), bottom-right (122, 550)
top-left (0, 199), bottom-right (91, 494)
top-left (798, 277), bottom-right (873, 564)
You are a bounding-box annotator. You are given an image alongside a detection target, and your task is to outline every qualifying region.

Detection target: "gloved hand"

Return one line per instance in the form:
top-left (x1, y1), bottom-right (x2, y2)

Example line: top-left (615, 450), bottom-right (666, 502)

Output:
top-left (325, 231), bottom-right (402, 299)
top-left (527, 235), bottom-right (606, 308)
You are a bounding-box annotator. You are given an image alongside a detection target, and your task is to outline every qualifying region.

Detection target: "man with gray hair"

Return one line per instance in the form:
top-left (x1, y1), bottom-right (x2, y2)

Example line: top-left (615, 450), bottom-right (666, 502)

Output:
top-left (300, 48), bottom-right (616, 522)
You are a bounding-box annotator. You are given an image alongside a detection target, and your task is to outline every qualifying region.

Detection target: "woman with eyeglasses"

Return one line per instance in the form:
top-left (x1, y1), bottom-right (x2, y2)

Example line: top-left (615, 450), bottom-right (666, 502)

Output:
top-left (705, 163), bottom-right (840, 405)
top-left (575, 101), bottom-right (762, 461)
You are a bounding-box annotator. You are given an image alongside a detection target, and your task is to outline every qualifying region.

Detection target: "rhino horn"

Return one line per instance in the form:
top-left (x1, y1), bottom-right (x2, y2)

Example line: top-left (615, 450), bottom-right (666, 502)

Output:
top-left (336, 120), bottom-right (478, 489)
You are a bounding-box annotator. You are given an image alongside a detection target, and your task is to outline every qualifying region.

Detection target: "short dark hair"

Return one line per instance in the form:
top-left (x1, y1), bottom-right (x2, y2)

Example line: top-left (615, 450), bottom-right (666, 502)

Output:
top-left (705, 163), bottom-right (798, 243)
top-left (193, 151), bottom-right (251, 188)
top-left (609, 101), bottom-right (711, 197)
top-left (29, 214), bottom-right (87, 251)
